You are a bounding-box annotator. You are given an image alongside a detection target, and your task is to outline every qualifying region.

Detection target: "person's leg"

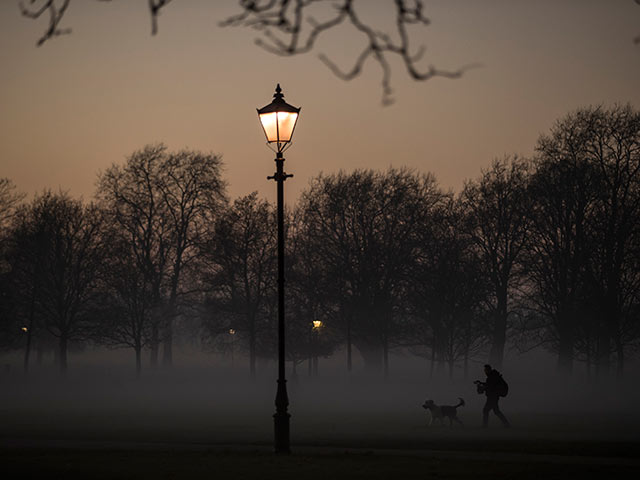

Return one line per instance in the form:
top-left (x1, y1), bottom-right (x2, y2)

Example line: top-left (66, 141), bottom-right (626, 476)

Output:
top-left (492, 399), bottom-right (510, 427)
top-left (482, 397), bottom-right (492, 427)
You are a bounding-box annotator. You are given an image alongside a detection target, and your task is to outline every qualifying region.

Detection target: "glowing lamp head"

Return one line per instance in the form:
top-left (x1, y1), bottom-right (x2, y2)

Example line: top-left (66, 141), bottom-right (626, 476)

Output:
top-left (229, 329), bottom-right (236, 335)
top-left (312, 320), bottom-right (323, 330)
top-left (21, 326), bottom-right (28, 332)
top-left (257, 84), bottom-right (300, 152)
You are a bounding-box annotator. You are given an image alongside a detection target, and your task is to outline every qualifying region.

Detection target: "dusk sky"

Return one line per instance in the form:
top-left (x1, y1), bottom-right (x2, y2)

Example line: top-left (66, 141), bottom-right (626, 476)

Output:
top-left (1, 0), bottom-right (639, 204)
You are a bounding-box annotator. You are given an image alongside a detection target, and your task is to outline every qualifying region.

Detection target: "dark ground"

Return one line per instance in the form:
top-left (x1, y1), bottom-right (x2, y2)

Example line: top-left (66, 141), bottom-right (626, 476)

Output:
top-left (2, 444), bottom-right (639, 480)
top-left (1, 364), bottom-right (639, 479)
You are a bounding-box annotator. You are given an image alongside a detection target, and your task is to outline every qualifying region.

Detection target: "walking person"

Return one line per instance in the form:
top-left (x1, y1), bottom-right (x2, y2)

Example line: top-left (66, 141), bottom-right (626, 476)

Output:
top-left (476, 364), bottom-right (510, 428)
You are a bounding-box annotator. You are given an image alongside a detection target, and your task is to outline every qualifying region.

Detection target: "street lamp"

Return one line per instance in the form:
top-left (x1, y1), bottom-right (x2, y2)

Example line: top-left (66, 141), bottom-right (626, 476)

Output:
top-left (257, 84), bottom-right (300, 454)
top-left (229, 329), bottom-right (236, 368)
top-left (311, 321), bottom-right (323, 376)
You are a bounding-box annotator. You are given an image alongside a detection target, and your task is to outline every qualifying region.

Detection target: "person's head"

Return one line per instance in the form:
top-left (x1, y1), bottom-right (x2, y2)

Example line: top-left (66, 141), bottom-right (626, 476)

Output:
top-left (484, 364), bottom-right (492, 376)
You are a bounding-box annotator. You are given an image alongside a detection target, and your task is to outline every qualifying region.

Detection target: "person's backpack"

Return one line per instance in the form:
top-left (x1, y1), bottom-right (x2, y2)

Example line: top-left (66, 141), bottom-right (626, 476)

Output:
top-left (496, 373), bottom-right (509, 397)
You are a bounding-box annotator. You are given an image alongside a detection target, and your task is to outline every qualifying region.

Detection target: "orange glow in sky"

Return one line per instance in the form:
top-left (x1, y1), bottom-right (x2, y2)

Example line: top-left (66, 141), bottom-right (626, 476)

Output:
top-left (0, 1), bottom-right (639, 204)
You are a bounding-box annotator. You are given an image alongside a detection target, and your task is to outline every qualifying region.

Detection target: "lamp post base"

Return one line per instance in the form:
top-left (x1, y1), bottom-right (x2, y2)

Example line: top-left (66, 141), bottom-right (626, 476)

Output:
top-left (274, 377), bottom-right (290, 454)
top-left (273, 379), bottom-right (291, 454)
top-left (273, 411), bottom-right (291, 454)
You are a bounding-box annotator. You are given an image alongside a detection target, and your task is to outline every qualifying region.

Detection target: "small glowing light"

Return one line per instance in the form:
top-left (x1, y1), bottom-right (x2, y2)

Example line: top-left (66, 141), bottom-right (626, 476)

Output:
top-left (312, 320), bottom-right (323, 330)
top-left (21, 326), bottom-right (28, 332)
top-left (229, 329), bottom-right (236, 335)
top-left (257, 84), bottom-right (300, 151)
top-left (258, 111), bottom-right (299, 144)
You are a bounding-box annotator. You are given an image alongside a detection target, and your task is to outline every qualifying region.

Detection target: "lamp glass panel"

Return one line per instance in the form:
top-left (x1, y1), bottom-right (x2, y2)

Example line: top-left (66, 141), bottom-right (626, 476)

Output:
top-left (259, 111), bottom-right (299, 143)
top-left (276, 111), bottom-right (298, 142)
top-left (259, 112), bottom-right (279, 143)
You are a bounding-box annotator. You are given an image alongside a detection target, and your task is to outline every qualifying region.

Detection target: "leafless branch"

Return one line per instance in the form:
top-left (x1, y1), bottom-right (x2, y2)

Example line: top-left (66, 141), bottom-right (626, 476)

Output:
top-left (148, 0), bottom-right (173, 35)
top-left (223, 0), bottom-right (477, 105)
top-left (18, 0), bottom-right (173, 46)
top-left (635, 0), bottom-right (640, 44)
top-left (19, 0), bottom-right (477, 103)
top-left (19, 0), bottom-right (72, 46)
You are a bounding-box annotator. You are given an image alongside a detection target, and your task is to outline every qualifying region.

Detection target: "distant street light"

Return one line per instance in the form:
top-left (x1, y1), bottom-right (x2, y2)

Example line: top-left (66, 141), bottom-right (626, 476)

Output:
top-left (311, 320), bottom-right (323, 376)
top-left (229, 329), bottom-right (236, 368)
top-left (21, 325), bottom-right (31, 374)
top-left (257, 84), bottom-right (300, 455)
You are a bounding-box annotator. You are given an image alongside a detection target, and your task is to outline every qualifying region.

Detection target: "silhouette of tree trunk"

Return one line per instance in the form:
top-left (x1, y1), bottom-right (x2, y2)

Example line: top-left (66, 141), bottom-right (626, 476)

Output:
top-left (429, 340), bottom-right (436, 379)
top-left (23, 287), bottom-right (37, 374)
top-left (36, 342), bottom-right (43, 366)
top-left (462, 157), bottom-right (531, 370)
top-left (520, 105), bottom-right (640, 377)
top-left (345, 309), bottom-right (352, 374)
top-left (556, 309), bottom-right (576, 375)
top-left (407, 195), bottom-right (488, 378)
top-left (355, 341), bottom-right (384, 374)
top-left (97, 144), bottom-right (225, 370)
top-left (97, 145), bottom-right (169, 370)
top-left (489, 288), bottom-right (508, 368)
top-left (382, 336), bottom-right (390, 379)
top-left (156, 148), bottom-right (226, 367)
top-left (200, 193), bottom-right (275, 379)
top-left (0, 178), bottom-right (24, 235)
top-left (150, 325), bottom-right (159, 368)
top-left (134, 343), bottom-right (142, 378)
top-left (249, 318), bottom-right (257, 378)
top-left (11, 192), bottom-right (106, 377)
top-left (299, 168), bottom-right (444, 374)
top-left (581, 105), bottom-right (639, 377)
top-left (0, 178), bottom-right (28, 360)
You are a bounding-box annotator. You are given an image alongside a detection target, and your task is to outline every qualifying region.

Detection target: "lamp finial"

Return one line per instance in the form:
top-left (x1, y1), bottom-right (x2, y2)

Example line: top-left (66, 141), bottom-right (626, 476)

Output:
top-left (274, 84), bottom-right (284, 102)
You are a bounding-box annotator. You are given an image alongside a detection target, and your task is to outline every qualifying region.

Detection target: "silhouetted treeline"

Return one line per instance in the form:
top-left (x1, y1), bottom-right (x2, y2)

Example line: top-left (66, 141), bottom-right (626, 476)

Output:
top-left (1, 105), bottom-right (639, 379)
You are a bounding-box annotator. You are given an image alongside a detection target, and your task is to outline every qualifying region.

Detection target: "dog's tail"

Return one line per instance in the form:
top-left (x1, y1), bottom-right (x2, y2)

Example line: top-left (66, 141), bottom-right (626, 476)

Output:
top-left (455, 397), bottom-right (465, 408)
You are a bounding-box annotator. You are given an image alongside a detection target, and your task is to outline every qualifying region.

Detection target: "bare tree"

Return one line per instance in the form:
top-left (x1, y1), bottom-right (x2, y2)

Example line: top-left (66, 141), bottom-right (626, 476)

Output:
top-left (2, 204), bottom-right (47, 372)
top-left (0, 180), bottom-right (25, 351)
top-left (0, 181), bottom-right (31, 365)
top-left (0, 178), bottom-right (25, 233)
top-left (580, 105), bottom-right (640, 377)
top-left (155, 147), bottom-right (227, 366)
top-left (11, 191), bottom-right (107, 375)
top-left (91, 229), bottom-right (154, 378)
top-left (523, 118), bottom-right (600, 376)
top-left (201, 193), bottom-right (276, 377)
top-left (97, 144), bottom-right (226, 368)
top-left (461, 157), bottom-right (531, 370)
top-left (287, 209), bottom-right (342, 377)
top-left (407, 197), bottom-right (489, 379)
top-left (298, 167), bottom-right (444, 375)
top-left (97, 144), bottom-right (172, 368)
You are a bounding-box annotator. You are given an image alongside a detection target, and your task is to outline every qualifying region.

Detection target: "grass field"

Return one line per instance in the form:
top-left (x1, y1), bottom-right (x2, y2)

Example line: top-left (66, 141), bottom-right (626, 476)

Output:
top-left (2, 446), bottom-right (639, 480)
top-left (2, 408), bottom-right (639, 479)
top-left (2, 368), bottom-right (639, 478)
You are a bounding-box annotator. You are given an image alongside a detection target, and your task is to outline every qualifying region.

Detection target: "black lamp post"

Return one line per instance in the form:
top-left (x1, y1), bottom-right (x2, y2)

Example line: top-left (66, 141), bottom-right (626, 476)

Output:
top-left (257, 84), bottom-right (300, 454)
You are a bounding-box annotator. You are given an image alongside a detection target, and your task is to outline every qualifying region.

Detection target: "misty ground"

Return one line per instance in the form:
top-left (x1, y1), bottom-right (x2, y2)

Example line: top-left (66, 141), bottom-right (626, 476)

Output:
top-left (1, 350), bottom-right (639, 478)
